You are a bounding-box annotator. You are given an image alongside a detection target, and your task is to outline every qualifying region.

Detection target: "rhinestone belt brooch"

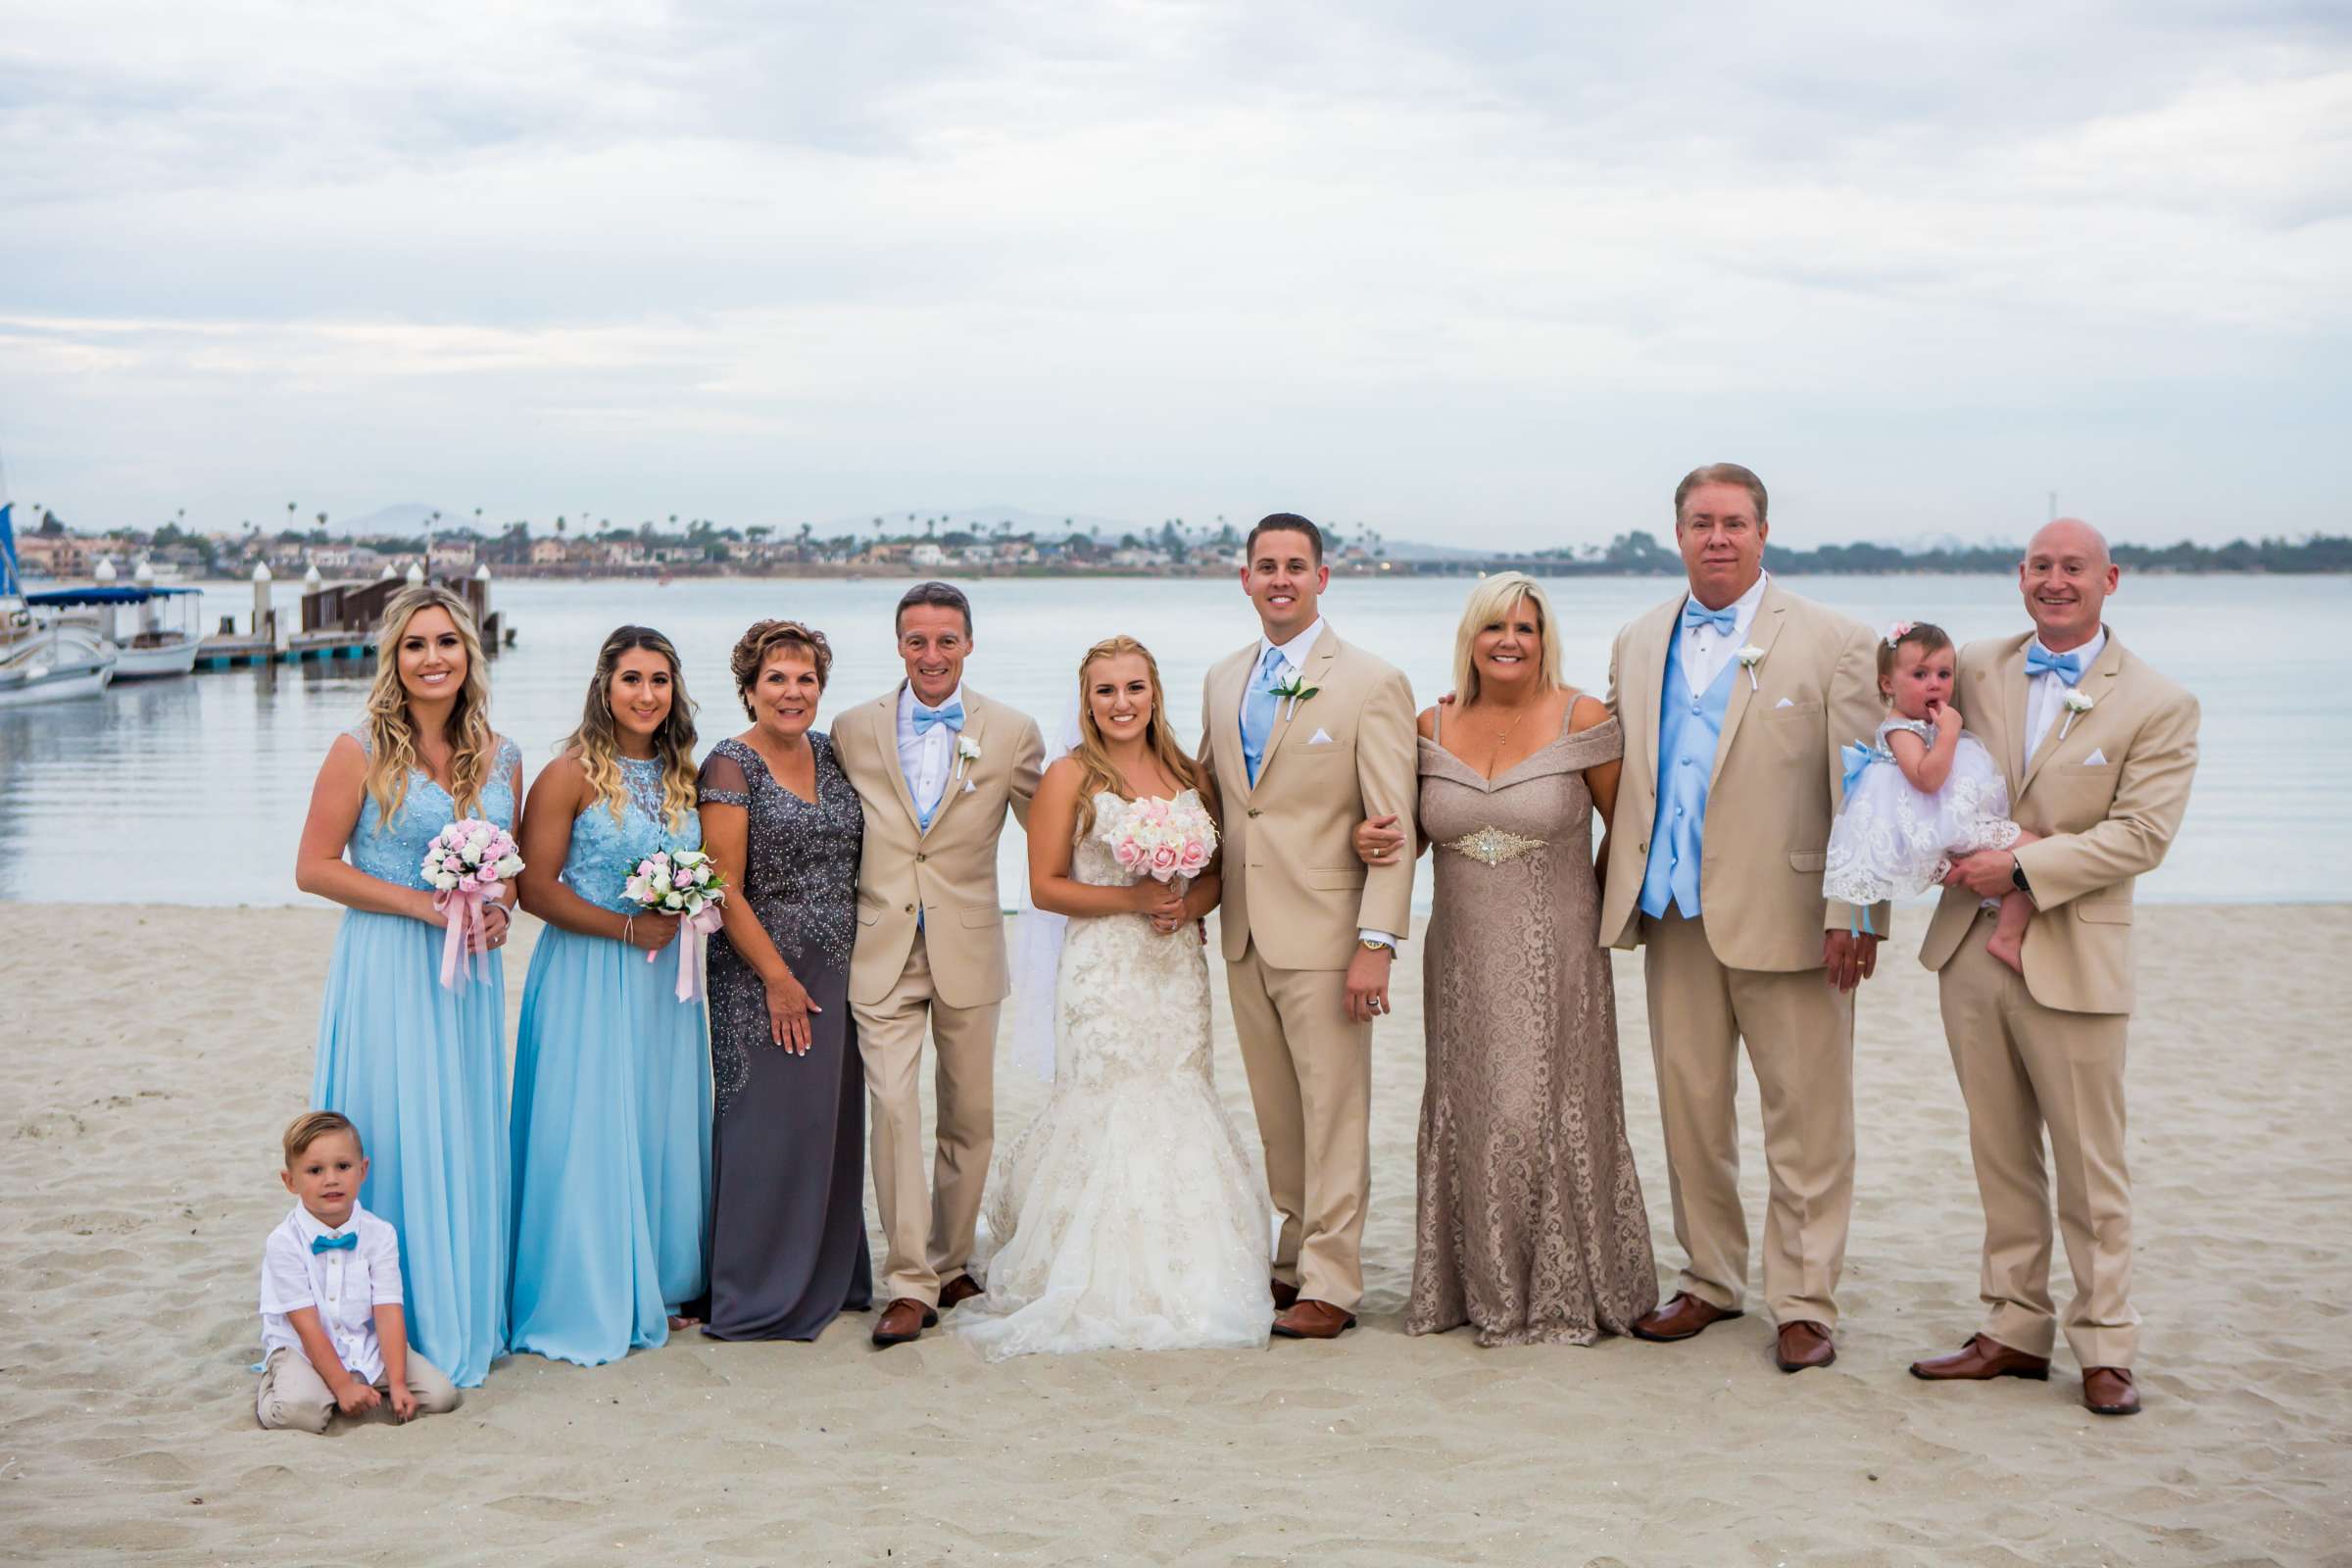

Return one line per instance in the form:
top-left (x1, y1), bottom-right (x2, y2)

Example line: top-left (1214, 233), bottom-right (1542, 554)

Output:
top-left (1443, 826), bottom-right (1546, 866)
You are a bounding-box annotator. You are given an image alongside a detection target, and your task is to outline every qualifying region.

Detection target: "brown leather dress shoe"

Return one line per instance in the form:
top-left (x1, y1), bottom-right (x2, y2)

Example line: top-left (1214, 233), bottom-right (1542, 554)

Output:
top-left (870, 1298), bottom-right (939, 1347)
top-left (1775, 1320), bottom-right (1836, 1373)
top-left (1908, 1334), bottom-right (2051, 1382)
top-left (1630, 1292), bottom-right (1743, 1343)
top-left (938, 1273), bottom-right (984, 1310)
top-left (1270, 1278), bottom-right (1300, 1311)
top-left (1271, 1298), bottom-right (1357, 1339)
top-left (2082, 1366), bottom-right (2141, 1415)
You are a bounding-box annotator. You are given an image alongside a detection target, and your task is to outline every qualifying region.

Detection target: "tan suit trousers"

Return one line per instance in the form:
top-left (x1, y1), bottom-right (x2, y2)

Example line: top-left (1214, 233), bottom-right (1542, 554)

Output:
top-left (1938, 907), bottom-right (2136, 1368)
top-left (255, 1346), bottom-right (460, 1433)
top-left (1227, 948), bottom-right (1372, 1312)
top-left (854, 928), bottom-right (1001, 1306)
top-left (1642, 910), bottom-right (1854, 1327)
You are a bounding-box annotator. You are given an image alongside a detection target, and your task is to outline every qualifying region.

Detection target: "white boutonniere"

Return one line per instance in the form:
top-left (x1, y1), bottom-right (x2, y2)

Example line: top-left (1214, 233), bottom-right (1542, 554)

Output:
top-left (955, 732), bottom-right (981, 787)
top-left (1271, 671), bottom-right (1319, 720)
top-left (1734, 645), bottom-right (1766, 691)
top-left (2059, 689), bottom-right (2094, 739)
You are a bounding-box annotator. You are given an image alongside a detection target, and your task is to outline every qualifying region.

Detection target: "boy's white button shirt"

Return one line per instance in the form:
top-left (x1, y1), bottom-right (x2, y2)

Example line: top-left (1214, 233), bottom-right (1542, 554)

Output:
top-left (258, 1201), bottom-right (403, 1383)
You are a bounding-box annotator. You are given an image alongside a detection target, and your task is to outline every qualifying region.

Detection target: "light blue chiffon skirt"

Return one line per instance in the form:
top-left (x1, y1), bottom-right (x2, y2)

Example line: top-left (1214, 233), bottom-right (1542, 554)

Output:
top-left (508, 926), bottom-right (711, 1366)
top-left (312, 908), bottom-right (511, 1388)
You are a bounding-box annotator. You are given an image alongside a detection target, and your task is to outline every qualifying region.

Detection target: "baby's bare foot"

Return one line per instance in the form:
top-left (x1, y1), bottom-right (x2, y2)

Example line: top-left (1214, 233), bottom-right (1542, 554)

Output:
top-left (1985, 929), bottom-right (2026, 974)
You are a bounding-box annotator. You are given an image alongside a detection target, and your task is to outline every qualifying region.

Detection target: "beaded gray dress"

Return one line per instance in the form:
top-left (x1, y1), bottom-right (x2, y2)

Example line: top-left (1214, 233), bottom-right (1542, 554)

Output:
top-left (1411, 708), bottom-right (1658, 1346)
top-left (696, 733), bottom-right (873, 1341)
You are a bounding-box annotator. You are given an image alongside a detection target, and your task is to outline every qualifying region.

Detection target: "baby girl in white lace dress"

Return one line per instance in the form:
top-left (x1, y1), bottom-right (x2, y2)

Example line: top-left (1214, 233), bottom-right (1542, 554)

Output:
top-left (1825, 622), bottom-right (2040, 972)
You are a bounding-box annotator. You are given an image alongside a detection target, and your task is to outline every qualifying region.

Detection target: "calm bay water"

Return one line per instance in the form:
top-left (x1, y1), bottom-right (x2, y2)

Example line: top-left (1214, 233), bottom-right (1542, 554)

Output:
top-left (0, 572), bottom-right (2338, 906)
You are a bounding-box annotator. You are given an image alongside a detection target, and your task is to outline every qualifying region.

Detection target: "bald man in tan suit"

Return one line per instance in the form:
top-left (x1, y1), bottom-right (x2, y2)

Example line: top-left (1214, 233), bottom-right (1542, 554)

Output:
top-left (1200, 514), bottom-right (1417, 1339)
top-left (834, 583), bottom-right (1046, 1346)
top-left (1598, 465), bottom-right (1887, 1373)
top-left (1909, 521), bottom-right (2197, 1417)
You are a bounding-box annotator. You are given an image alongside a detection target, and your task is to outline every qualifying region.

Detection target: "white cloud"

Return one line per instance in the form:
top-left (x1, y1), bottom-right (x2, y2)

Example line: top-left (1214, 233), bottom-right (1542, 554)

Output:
top-left (1, 0), bottom-right (2346, 543)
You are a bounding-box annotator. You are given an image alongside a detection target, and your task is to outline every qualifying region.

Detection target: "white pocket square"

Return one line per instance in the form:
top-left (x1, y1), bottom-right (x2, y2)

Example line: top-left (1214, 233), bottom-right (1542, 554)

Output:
top-left (1306, 728), bottom-right (1335, 746)
top-left (1774, 697), bottom-right (1794, 709)
top-left (2082, 747), bottom-right (2107, 765)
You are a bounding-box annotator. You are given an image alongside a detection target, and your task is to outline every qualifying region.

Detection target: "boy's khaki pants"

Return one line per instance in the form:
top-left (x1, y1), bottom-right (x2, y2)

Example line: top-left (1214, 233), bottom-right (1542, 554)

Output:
top-left (256, 1346), bottom-right (461, 1433)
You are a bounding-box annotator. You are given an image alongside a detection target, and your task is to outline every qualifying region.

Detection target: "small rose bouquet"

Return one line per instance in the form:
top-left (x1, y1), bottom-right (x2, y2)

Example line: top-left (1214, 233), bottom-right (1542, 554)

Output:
top-left (1105, 795), bottom-right (1218, 886)
top-left (624, 848), bottom-right (729, 1003)
top-left (420, 819), bottom-right (523, 990)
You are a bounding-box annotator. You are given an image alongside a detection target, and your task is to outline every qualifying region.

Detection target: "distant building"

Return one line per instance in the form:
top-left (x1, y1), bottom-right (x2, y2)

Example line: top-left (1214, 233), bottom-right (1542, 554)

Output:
top-left (909, 542), bottom-right (949, 567)
top-left (529, 537), bottom-right (566, 566)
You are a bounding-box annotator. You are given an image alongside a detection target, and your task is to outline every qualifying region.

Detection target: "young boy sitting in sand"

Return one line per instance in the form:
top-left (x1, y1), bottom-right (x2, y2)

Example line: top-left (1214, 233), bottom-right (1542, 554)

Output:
top-left (255, 1111), bottom-right (460, 1433)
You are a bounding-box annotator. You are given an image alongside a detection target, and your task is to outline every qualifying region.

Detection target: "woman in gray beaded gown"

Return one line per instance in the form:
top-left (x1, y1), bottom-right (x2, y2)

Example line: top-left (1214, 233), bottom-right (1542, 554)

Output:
top-left (1356, 573), bottom-right (1657, 1347)
top-left (695, 619), bottom-right (873, 1341)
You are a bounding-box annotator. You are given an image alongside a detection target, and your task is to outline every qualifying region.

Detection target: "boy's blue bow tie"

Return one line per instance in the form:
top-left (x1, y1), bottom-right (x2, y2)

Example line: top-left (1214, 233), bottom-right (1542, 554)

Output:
top-left (311, 1232), bottom-right (358, 1254)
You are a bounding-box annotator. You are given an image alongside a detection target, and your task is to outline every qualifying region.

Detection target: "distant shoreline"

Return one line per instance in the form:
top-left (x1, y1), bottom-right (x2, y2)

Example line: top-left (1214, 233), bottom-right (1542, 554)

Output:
top-left (47, 560), bottom-right (2346, 590)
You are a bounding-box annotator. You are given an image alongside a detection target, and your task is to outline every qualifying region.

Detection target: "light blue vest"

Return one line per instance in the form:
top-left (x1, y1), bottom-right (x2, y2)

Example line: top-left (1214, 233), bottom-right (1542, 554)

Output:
top-left (1639, 628), bottom-right (1739, 919)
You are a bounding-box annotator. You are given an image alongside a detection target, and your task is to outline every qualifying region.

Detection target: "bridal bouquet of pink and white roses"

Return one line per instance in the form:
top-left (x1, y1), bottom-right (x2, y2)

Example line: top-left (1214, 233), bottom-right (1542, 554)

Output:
top-left (1106, 795), bottom-right (1217, 884)
top-left (420, 819), bottom-right (523, 990)
top-left (624, 848), bottom-right (729, 1004)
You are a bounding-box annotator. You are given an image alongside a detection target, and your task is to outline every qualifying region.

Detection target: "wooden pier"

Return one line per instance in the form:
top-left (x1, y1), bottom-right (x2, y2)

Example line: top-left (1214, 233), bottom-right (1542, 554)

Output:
top-left (194, 569), bottom-right (507, 670)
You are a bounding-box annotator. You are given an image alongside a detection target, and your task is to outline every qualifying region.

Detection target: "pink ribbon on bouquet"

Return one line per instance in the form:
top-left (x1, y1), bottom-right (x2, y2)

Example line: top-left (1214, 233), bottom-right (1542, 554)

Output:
top-left (649, 904), bottom-right (725, 1003)
top-left (432, 881), bottom-right (505, 991)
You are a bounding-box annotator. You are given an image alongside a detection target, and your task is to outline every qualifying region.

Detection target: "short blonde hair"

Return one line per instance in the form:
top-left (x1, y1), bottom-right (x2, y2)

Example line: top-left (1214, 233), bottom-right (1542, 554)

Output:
top-left (1450, 572), bottom-right (1563, 706)
top-left (282, 1110), bottom-right (363, 1167)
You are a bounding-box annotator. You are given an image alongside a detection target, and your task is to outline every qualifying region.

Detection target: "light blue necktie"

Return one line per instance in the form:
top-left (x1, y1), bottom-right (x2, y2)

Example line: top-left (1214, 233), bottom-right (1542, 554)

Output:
top-left (912, 700), bottom-right (965, 734)
top-left (2024, 645), bottom-right (2084, 686)
top-left (311, 1232), bottom-right (358, 1255)
top-left (1241, 647), bottom-right (1284, 787)
top-left (1681, 601), bottom-right (1738, 635)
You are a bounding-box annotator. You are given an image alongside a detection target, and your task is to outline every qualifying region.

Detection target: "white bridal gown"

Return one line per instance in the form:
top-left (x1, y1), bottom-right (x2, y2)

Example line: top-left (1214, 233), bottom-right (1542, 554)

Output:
top-left (956, 792), bottom-right (1272, 1359)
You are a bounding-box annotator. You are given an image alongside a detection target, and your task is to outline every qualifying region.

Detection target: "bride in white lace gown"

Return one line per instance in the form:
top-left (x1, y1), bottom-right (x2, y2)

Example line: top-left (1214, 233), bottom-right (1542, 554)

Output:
top-left (956, 637), bottom-right (1271, 1359)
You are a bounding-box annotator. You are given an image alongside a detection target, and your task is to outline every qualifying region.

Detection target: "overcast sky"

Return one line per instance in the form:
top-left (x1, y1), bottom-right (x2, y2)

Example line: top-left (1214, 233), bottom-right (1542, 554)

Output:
top-left (3, 1), bottom-right (2346, 547)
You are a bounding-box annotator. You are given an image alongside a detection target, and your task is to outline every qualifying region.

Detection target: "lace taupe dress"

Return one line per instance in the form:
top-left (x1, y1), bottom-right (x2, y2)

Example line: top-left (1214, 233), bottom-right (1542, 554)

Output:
top-left (1410, 706), bottom-right (1658, 1345)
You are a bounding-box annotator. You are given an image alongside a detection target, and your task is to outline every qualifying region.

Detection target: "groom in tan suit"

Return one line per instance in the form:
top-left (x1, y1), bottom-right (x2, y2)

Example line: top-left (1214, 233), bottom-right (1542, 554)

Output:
top-left (1200, 514), bottom-right (1417, 1339)
top-left (1599, 464), bottom-right (1886, 1372)
top-left (834, 582), bottom-right (1046, 1347)
top-left (1909, 519), bottom-right (2197, 1416)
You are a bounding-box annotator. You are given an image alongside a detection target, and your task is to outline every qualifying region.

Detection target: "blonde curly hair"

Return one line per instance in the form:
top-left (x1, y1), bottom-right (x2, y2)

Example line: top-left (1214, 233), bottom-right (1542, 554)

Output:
top-left (561, 625), bottom-right (699, 832)
top-left (361, 585), bottom-right (498, 822)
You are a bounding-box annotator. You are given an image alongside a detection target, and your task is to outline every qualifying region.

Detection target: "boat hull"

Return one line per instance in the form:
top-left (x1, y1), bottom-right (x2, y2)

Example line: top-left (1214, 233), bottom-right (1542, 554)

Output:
top-left (110, 636), bottom-right (199, 681)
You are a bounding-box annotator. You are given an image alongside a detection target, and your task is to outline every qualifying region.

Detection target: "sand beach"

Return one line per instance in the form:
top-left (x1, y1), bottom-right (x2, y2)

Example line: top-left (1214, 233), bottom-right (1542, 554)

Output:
top-left (3, 902), bottom-right (2348, 1566)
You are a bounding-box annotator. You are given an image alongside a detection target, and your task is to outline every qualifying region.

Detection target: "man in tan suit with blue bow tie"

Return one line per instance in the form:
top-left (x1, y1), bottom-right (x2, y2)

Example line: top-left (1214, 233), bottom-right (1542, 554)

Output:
top-left (1200, 514), bottom-right (1418, 1340)
top-left (1597, 464), bottom-right (1886, 1374)
top-left (1909, 519), bottom-right (2198, 1417)
top-left (834, 583), bottom-right (1046, 1348)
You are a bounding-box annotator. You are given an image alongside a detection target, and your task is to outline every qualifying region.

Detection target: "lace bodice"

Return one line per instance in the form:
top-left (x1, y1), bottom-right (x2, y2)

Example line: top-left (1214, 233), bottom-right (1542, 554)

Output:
top-left (1054, 793), bottom-right (1212, 1090)
top-left (561, 756), bottom-right (704, 912)
top-left (346, 729), bottom-right (521, 888)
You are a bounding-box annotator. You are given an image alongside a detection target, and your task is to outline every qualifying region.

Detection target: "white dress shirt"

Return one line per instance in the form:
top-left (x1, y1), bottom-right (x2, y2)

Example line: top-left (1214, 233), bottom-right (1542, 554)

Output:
top-left (1680, 571), bottom-right (1771, 697)
top-left (2024, 627), bottom-right (2106, 756)
top-left (258, 1201), bottom-right (404, 1383)
top-left (1248, 614), bottom-right (1398, 952)
top-left (896, 681), bottom-right (968, 824)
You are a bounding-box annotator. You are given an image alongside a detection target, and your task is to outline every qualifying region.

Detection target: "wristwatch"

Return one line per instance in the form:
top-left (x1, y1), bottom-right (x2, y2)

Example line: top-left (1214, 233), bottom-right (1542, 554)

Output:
top-left (2009, 858), bottom-right (2033, 897)
top-left (1359, 938), bottom-right (1393, 954)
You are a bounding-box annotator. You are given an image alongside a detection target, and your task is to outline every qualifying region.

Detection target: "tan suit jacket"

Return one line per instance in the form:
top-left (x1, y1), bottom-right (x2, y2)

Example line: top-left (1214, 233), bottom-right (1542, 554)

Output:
top-left (1919, 630), bottom-right (2198, 1014)
top-left (1599, 579), bottom-right (1888, 970)
top-left (833, 685), bottom-right (1046, 1010)
top-left (1199, 626), bottom-right (1417, 970)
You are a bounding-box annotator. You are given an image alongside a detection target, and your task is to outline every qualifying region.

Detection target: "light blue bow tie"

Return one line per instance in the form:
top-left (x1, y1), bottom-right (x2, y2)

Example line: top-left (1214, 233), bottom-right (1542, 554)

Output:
top-left (2025, 645), bottom-right (2084, 685)
top-left (1681, 601), bottom-right (1738, 635)
top-left (311, 1232), bottom-right (358, 1255)
top-left (912, 700), bottom-right (965, 735)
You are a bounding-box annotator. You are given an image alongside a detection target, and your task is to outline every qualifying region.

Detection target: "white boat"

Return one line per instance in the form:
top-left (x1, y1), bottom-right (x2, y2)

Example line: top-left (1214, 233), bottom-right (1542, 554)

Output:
top-left (2, 499), bottom-right (121, 707)
top-left (24, 577), bottom-right (202, 681)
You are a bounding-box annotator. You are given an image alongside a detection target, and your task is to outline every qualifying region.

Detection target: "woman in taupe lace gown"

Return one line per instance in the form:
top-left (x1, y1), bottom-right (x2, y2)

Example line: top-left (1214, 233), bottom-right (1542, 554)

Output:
top-left (1358, 573), bottom-right (1658, 1346)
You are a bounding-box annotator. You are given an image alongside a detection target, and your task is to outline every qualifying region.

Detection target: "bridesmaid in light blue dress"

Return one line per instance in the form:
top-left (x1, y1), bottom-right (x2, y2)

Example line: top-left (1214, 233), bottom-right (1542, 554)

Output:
top-left (296, 584), bottom-right (521, 1390)
top-left (509, 626), bottom-right (712, 1365)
